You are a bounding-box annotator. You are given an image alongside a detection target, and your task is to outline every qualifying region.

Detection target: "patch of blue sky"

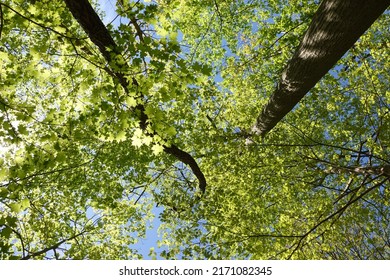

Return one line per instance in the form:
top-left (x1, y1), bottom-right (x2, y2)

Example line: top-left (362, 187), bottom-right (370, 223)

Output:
top-left (93, 0), bottom-right (167, 259)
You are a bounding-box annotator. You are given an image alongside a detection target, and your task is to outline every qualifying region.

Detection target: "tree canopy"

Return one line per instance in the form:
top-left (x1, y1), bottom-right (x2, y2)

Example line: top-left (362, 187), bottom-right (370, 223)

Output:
top-left (0, 0), bottom-right (389, 260)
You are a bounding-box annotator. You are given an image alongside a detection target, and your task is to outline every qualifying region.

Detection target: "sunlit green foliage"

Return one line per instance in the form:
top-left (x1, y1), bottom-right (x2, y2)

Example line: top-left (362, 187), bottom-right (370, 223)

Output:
top-left (0, 0), bottom-right (389, 259)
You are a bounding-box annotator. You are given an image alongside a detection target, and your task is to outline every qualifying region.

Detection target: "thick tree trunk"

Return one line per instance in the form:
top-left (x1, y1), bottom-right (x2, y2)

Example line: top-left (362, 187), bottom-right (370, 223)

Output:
top-left (63, 0), bottom-right (206, 192)
top-left (253, 0), bottom-right (390, 136)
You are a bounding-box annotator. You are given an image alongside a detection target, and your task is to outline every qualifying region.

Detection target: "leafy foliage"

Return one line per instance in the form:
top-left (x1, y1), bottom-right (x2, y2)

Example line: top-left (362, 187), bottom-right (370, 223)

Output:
top-left (0, 0), bottom-right (389, 259)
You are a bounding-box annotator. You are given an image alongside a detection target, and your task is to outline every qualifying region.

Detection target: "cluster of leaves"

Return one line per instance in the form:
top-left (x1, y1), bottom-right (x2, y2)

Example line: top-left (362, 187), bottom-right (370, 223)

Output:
top-left (0, 0), bottom-right (389, 259)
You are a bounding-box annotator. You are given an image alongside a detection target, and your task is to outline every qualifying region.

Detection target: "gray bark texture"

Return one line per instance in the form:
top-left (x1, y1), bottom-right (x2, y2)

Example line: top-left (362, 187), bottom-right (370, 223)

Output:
top-left (253, 0), bottom-right (390, 136)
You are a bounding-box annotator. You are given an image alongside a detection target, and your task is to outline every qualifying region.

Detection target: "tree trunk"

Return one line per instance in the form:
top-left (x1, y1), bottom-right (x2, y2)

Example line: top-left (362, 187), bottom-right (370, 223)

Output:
top-left (253, 0), bottom-right (390, 136)
top-left (63, 0), bottom-right (206, 192)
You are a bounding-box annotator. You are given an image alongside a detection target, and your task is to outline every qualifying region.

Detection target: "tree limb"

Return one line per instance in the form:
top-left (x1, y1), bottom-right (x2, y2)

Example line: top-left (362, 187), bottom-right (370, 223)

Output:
top-left (63, 0), bottom-right (206, 192)
top-left (21, 231), bottom-right (87, 260)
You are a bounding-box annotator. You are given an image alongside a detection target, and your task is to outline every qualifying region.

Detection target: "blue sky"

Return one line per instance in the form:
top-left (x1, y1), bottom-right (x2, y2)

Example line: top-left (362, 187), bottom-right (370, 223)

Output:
top-left (97, 0), bottom-right (117, 24)
top-left (96, 0), bottom-right (164, 260)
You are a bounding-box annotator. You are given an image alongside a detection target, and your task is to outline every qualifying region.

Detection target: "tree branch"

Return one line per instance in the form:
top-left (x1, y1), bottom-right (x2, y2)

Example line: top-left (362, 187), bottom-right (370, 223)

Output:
top-left (63, 0), bottom-right (206, 192)
top-left (0, 3), bottom-right (4, 39)
top-left (21, 231), bottom-right (87, 260)
top-left (1, 2), bottom-right (83, 40)
top-left (288, 177), bottom-right (388, 259)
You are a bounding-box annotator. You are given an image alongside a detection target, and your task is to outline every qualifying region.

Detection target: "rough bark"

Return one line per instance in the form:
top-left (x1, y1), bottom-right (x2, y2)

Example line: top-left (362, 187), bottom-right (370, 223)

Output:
top-left (63, 0), bottom-right (206, 193)
top-left (253, 0), bottom-right (390, 136)
top-left (326, 164), bottom-right (390, 178)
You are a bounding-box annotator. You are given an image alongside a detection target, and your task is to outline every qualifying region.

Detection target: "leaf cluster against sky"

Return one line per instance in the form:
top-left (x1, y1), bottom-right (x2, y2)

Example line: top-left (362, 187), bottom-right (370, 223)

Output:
top-left (0, 0), bottom-right (389, 259)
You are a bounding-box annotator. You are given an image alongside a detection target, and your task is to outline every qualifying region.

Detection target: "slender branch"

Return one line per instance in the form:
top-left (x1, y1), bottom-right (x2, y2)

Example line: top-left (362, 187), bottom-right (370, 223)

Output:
top-left (288, 177), bottom-right (388, 259)
top-left (21, 230), bottom-right (87, 260)
top-left (130, 17), bottom-right (145, 42)
top-left (238, 21), bottom-right (304, 69)
top-left (213, 0), bottom-right (224, 31)
top-left (286, 122), bottom-right (390, 164)
top-left (0, 224), bottom-right (27, 258)
top-left (0, 3), bottom-right (4, 39)
top-left (203, 220), bottom-right (303, 242)
top-left (1, 161), bottom-right (93, 187)
top-left (0, 2), bottom-right (83, 40)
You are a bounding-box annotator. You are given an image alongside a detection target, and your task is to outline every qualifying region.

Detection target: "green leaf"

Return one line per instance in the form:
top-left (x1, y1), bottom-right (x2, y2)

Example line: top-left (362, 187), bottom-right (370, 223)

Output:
top-left (115, 131), bottom-right (127, 142)
top-left (9, 203), bottom-right (22, 213)
top-left (126, 96), bottom-right (137, 107)
top-left (0, 168), bottom-right (9, 181)
top-left (20, 198), bottom-right (30, 210)
top-left (166, 126), bottom-right (176, 137)
top-left (151, 144), bottom-right (164, 155)
top-left (0, 227), bottom-right (12, 238)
